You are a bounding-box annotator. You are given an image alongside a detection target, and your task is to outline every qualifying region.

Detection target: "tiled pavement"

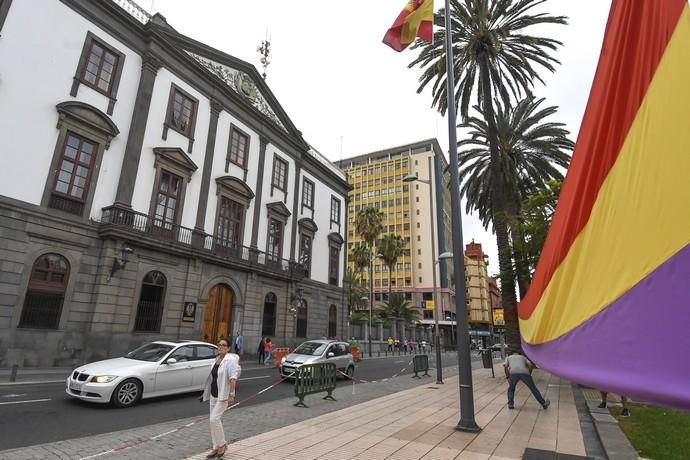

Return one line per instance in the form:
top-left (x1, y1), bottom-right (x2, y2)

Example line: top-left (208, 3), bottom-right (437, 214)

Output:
top-left (0, 362), bottom-right (605, 460)
top-left (183, 366), bottom-right (592, 460)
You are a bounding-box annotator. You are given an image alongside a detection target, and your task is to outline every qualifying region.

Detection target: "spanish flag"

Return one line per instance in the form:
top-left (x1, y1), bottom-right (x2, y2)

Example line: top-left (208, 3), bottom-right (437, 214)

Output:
top-left (383, 0), bottom-right (433, 52)
top-left (520, 0), bottom-right (690, 411)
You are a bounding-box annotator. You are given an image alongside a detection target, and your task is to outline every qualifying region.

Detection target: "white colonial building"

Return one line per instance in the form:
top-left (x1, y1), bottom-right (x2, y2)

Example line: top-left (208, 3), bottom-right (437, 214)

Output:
top-left (0, 0), bottom-right (349, 367)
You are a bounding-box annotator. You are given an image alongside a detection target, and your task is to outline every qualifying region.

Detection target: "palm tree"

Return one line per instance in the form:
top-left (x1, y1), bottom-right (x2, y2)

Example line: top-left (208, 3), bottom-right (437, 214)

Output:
top-left (355, 207), bottom-right (384, 347)
top-left (378, 293), bottom-right (417, 339)
top-left (409, 0), bottom-right (567, 352)
top-left (458, 97), bottom-right (573, 295)
top-left (343, 268), bottom-right (368, 313)
top-left (378, 233), bottom-right (405, 300)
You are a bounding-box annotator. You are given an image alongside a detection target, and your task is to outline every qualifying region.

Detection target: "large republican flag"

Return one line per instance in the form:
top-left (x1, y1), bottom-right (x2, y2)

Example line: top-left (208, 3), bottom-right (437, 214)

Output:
top-left (383, 0), bottom-right (433, 52)
top-left (519, 0), bottom-right (690, 411)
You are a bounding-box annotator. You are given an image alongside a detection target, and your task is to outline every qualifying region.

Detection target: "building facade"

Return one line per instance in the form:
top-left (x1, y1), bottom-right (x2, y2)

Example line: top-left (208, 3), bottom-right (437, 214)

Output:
top-left (464, 241), bottom-right (492, 335)
top-left (0, 0), bottom-right (348, 367)
top-left (336, 139), bottom-right (454, 339)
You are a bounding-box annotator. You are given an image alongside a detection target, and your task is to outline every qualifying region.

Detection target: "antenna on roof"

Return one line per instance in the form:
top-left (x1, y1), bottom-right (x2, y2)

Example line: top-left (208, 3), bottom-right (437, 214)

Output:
top-left (257, 31), bottom-right (272, 80)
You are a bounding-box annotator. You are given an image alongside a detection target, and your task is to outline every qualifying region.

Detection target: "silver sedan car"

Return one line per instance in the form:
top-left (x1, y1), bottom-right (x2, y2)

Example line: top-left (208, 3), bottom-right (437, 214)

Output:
top-left (66, 340), bottom-right (217, 407)
top-left (279, 339), bottom-right (355, 380)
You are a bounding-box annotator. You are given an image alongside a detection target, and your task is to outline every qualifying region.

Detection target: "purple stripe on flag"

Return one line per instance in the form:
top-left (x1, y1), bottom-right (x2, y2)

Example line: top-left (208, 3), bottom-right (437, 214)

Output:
top-left (523, 243), bottom-right (690, 411)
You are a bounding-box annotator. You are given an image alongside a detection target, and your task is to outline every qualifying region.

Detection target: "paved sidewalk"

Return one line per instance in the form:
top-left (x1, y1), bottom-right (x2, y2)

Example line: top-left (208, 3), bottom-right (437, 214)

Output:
top-left (0, 361), bottom-right (602, 460)
top-left (183, 366), bottom-right (591, 460)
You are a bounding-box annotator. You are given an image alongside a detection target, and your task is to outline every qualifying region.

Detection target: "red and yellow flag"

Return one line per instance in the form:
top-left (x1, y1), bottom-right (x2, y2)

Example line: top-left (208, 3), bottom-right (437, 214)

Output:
top-left (383, 0), bottom-right (433, 52)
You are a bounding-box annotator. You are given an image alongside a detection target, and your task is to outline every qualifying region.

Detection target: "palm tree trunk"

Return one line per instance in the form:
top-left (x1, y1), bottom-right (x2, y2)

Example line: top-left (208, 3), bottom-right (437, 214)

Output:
top-left (508, 201), bottom-right (531, 299)
top-left (479, 60), bottom-right (520, 353)
top-left (388, 265), bottom-right (393, 300)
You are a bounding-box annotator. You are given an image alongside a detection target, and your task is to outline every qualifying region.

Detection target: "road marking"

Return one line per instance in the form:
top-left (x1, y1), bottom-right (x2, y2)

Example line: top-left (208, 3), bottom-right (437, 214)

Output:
top-left (1, 393), bottom-right (28, 398)
top-left (0, 398), bottom-right (51, 405)
top-left (394, 360), bottom-right (406, 363)
top-left (238, 375), bottom-right (271, 381)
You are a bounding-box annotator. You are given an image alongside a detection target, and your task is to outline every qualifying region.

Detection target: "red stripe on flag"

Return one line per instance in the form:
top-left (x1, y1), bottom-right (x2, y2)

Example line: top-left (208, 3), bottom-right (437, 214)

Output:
top-left (519, 0), bottom-right (687, 320)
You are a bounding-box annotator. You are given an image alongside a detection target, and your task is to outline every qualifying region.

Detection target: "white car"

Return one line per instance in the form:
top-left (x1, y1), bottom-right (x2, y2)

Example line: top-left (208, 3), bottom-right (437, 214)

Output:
top-left (279, 340), bottom-right (355, 380)
top-left (66, 340), bottom-right (217, 407)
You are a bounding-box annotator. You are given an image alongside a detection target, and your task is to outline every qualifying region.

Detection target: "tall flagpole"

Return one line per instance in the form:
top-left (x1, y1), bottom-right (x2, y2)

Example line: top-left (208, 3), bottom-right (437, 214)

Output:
top-left (443, 0), bottom-right (480, 433)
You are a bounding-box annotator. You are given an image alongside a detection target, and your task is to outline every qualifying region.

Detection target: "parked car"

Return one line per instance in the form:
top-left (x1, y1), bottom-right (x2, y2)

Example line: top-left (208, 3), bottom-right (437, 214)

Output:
top-left (491, 343), bottom-right (507, 353)
top-left (66, 340), bottom-right (217, 407)
top-left (279, 339), bottom-right (355, 380)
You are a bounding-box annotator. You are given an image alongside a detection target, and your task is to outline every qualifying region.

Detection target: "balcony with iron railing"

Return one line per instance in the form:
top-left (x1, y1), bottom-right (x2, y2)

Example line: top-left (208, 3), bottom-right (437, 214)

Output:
top-left (100, 205), bottom-right (305, 279)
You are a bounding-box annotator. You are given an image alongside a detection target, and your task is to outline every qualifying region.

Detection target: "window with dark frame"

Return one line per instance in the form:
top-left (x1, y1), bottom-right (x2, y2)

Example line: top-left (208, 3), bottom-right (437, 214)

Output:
top-left (153, 171), bottom-right (182, 235)
top-left (169, 89), bottom-right (195, 136)
top-left (296, 299), bottom-right (308, 338)
top-left (81, 40), bottom-right (118, 95)
top-left (227, 127), bottom-right (249, 169)
top-left (262, 293), bottom-right (277, 337)
top-left (330, 196), bottom-right (341, 227)
top-left (18, 254), bottom-right (70, 330)
top-left (328, 304), bottom-right (337, 338)
top-left (272, 157), bottom-right (288, 192)
top-left (217, 196), bottom-right (244, 249)
top-left (328, 244), bottom-right (340, 286)
top-left (298, 233), bottom-right (312, 278)
top-left (134, 271), bottom-right (167, 332)
top-left (0, 0), bottom-right (13, 34)
top-left (267, 218), bottom-right (283, 261)
top-left (49, 132), bottom-right (97, 216)
top-left (302, 178), bottom-right (314, 210)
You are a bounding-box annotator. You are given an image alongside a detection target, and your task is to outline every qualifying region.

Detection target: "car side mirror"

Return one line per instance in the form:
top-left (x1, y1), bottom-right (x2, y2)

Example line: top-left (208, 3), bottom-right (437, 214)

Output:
top-left (327, 352), bottom-right (335, 358)
top-left (166, 358), bottom-right (177, 365)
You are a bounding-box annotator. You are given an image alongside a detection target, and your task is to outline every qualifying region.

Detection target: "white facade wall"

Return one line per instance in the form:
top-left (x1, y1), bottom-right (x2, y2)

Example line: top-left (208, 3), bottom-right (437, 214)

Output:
top-left (0, 0), bottom-right (346, 284)
top-left (0, 0), bottom-right (140, 216)
top-left (131, 68), bottom-right (212, 229)
top-left (298, 169), bottom-right (344, 286)
top-left (255, 148), bottom-right (295, 260)
top-left (205, 113), bottom-right (260, 246)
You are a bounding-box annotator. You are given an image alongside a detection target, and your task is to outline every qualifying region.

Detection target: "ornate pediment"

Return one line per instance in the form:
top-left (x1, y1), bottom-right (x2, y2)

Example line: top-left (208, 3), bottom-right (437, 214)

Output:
top-left (298, 217), bottom-right (318, 233)
top-left (152, 147), bottom-right (198, 173)
top-left (186, 52), bottom-right (287, 133)
top-left (266, 201), bottom-right (291, 219)
top-left (328, 232), bottom-right (344, 246)
top-left (215, 176), bottom-right (255, 200)
top-left (56, 101), bottom-right (119, 148)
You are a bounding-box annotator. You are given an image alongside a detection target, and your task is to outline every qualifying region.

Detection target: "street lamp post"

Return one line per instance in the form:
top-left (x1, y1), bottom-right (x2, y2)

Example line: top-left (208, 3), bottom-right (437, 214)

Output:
top-left (403, 161), bottom-right (450, 385)
top-left (361, 295), bottom-right (372, 357)
top-left (443, 0), bottom-right (480, 432)
top-left (434, 251), bottom-right (454, 384)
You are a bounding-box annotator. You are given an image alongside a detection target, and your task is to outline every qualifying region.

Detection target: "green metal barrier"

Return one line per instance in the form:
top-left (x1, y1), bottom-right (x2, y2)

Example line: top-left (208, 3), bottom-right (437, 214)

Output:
top-left (294, 362), bottom-right (337, 408)
top-left (412, 354), bottom-right (431, 378)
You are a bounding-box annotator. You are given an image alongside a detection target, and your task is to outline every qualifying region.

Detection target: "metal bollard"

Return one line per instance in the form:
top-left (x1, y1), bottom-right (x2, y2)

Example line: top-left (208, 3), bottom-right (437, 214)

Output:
top-left (10, 364), bottom-right (18, 382)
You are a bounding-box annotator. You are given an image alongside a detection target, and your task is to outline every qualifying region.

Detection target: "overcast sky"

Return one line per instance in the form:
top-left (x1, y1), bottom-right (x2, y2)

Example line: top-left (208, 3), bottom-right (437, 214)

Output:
top-left (147, 0), bottom-right (614, 273)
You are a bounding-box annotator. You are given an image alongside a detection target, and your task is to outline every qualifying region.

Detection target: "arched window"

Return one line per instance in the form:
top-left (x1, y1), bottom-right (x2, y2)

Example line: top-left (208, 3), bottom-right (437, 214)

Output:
top-left (261, 292), bottom-right (277, 337)
top-left (296, 299), bottom-right (308, 338)
top-left (134, 271), bottom-right (166, 332)
top-left (328, 304), bottom-right (337, 338)
top-left (19, 254), bottom-right (70, 329)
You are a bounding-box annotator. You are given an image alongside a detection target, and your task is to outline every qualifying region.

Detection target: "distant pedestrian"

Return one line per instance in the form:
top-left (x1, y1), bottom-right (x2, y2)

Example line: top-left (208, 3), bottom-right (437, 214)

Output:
top-left (200, 336), bottom-right (241, 459)
top-left (403, 339), bottom-right (408, 352)
top-left (257, 337), bottom-right (265, 364)
top-left (387, 337), bottom-right (394, 352)
top-left (263, 338), bottom-right (273, 366)
top-left (234, 331), bottom-right (243, 355)
top-left (408, 339), bottom-right (416, 352)
top-left (599, 391), bottom-right (630, 417)
top-left (420, 340), bottom-right (428, 353)
top-left (503, 352), bottom-right (550, 410)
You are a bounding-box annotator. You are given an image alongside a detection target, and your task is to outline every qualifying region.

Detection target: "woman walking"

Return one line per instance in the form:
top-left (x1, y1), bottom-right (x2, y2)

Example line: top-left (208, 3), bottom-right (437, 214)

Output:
top-left (201, 336), bottom-right (241, 458)
top-left (257, 337), bottom-right (265, 364)
top-left (263, 337), bottom-right (273, 366)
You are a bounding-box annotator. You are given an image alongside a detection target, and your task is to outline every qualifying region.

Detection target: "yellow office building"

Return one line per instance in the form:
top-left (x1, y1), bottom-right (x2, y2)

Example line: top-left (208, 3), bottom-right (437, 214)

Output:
top-left (336, 139), bottom-right (454, 320)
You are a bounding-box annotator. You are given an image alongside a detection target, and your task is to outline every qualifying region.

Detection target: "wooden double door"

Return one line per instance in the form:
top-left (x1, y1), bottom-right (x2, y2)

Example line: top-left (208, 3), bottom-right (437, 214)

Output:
top-left (202, 284), bottom-right (233, 344)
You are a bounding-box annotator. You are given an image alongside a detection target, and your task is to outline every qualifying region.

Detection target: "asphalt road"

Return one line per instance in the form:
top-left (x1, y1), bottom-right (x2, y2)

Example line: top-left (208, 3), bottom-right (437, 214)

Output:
top-left (0, 352), bottom-right (481, 450)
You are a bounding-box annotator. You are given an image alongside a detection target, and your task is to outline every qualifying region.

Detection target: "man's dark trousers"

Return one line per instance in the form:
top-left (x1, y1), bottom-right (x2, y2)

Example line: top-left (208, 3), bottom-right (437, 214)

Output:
top-left (507, 373), bottom-right (546, 407)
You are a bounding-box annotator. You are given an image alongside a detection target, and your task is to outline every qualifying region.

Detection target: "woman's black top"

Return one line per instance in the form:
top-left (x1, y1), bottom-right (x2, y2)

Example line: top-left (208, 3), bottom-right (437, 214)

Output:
top-left (210, 362), bottom-right (220, 398)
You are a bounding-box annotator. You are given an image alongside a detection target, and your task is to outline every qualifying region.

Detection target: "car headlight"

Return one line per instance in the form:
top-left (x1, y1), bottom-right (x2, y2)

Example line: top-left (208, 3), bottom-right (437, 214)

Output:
top-left (91, 375), bottom-right (118, 383)
top-left (281, 357), bottom-right (286, 364)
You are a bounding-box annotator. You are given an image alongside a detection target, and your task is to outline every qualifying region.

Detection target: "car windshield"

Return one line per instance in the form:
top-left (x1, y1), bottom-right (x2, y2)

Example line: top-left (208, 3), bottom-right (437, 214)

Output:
top-left (293, 342), bottom-right (328, 356)
top-left (125, 343), bottom-right (174, 362)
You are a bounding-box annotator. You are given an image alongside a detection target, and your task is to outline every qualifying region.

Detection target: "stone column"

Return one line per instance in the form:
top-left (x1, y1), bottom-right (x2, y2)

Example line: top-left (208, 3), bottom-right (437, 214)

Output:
top-left (114, 52), bottom-right (161, 207)
top-left (193, 99), bottom-right (223, 247)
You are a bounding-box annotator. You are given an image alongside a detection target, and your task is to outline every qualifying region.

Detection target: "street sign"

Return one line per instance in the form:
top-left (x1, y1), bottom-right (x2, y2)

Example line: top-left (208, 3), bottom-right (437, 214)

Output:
top-left (420, 300), bottom-right (426, 309)
top-left (425, 300), bottom-right (435, 310)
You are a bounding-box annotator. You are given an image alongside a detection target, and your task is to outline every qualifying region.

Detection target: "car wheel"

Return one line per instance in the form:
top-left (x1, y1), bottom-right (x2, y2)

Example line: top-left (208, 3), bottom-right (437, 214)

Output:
top-left (345, 366), bottom-right (354, 380)
top-left (111, 378), bottom-right (142, 408)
